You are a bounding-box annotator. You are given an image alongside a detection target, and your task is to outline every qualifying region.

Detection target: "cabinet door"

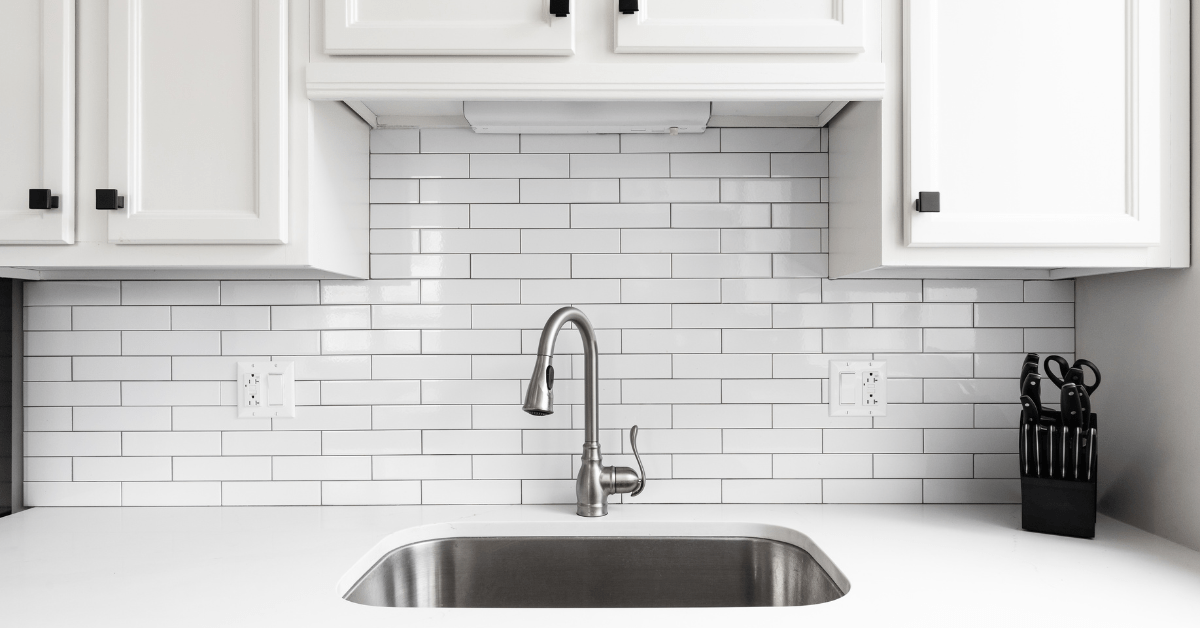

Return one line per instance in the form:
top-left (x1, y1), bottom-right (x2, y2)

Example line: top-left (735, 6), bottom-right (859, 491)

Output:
top-left (324, 0), bottom-right (574, 56)
top-left (106, 0), bottom-right (288, 244)
top-left (904, 0), bottom-right (1171, 248)
top-left (0, 0), bottom-right (74, 244)
top-left (614, 0), bottom-right (865, 53)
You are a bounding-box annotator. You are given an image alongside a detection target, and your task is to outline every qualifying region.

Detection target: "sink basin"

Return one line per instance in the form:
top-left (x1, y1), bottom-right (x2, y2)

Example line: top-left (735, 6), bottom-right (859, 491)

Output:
top-left (343, 535), bottom-right (846, 608)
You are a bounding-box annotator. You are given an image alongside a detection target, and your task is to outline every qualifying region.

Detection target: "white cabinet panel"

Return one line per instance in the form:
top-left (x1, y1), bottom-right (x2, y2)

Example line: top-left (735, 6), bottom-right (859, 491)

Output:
top-left (0, 0), bottom-right (74, 244)
top-left (904, 0), bottom-right (1167, 248)
top-left (106, 0), bottom-right (288, 244)
top-left (324, 0), bottom-right (574, 56)
top-left (615, 0), bottom-right (866, 53)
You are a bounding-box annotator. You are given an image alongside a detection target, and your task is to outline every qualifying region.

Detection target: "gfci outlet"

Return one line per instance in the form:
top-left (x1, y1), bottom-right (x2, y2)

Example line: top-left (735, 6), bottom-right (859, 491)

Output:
top-left (829, 361), bottom-right (887, 417)
top-left (237, 361), bottom-right (296, 418)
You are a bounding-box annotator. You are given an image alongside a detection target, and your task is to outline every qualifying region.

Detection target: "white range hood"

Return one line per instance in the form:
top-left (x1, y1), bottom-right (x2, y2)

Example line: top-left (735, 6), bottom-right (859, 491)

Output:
top-left (462, 101), bottom-right (710, 134)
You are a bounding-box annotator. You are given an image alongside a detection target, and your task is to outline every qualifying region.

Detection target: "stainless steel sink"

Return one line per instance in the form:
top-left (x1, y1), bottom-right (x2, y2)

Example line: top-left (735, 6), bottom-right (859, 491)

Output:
top-left (343, 536), bottom-right (846, 608)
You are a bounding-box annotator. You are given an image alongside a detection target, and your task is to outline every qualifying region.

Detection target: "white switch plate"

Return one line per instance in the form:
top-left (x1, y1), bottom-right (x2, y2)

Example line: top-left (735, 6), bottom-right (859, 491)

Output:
top-left (828, 360), bottom-right (887, 416)
top-left (237, 361), bottom-right (295, 418)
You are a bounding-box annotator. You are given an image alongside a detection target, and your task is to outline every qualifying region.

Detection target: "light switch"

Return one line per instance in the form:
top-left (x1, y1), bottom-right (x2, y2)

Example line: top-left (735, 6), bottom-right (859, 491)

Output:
top-left (828, 361), bottom-right (887, 417)
top-left (237, 362), bottom-right (295, 418)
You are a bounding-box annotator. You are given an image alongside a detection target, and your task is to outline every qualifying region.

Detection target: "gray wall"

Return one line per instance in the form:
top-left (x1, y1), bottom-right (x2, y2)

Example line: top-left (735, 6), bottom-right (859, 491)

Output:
top-left (1074, 8), bottom-right (1199, 551)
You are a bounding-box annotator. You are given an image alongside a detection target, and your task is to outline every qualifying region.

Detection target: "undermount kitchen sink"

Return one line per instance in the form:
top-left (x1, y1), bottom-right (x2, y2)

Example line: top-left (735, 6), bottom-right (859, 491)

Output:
top-left (342, 534), bottom-right (847, 608)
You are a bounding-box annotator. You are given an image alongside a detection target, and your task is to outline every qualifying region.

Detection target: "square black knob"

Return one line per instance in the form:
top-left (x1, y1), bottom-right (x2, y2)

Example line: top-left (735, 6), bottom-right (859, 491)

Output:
top-left (619, 0), bottom-right (638, 14)
top-left (96, 189), bottom-right (125, 210)
top-left (916, 191), bottom-right (940, 213)
top-left (549, 0), bottom-right (569, 16)
top-left (29, 189), bottom-right (59, 210)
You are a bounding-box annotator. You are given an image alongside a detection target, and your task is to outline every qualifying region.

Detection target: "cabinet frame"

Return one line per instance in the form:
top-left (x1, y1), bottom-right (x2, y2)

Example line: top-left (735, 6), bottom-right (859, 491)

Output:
top-left (106, 0), bottom-right (289, 244)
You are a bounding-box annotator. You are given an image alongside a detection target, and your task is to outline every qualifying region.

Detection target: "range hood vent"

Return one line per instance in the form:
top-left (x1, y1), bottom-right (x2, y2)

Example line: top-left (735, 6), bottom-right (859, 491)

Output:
top-left (463, 101), bottom-right (709, 134)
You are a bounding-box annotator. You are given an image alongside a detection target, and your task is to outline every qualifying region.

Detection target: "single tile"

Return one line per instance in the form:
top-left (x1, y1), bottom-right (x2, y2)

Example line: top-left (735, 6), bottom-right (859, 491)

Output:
top-left (421, 279), bottom-right (520, 304)
top-left (1024, 280), bottom-right (1075, 302)
top-left (369, 179), bottom-right (420, 203)
top-left (371, 204), bottom-right (469, 228)
top-left (621, 279), bottom-right (720, 303)
top-left (470, 204), bottom-right (569, 228)
top-left (321, 330), bottom-right (419, 354)
top-left (823, 479), bottom-right (922, 504)
top-left (371, 153), bottom-right (468, 178)
top-left (924, 328), bottom-right (1024, 352)
top-left (621, 178), bottom-right (719, 203)
top-left (25, 331), bottom-right (120, 356)
top-left (321, 380), bottom-right (421, 405)
top-left (722, 379), bottom-right (822, 404)
top-left (521, 229), bottom-right (620, 253)
top-left (672, 254), bottom-right (771, 278)
top-left (672, 304), bottom-right (771, 328)
top-left (522, 134), bottom-right (618, 153)
top-left (621, 129), bottom-right (719, 153)
top-left (924, 428), bottom-right (1018, 454)
top-left (420, 128), bottom-right (517, 153)
top-left (721, 178), bottom-right (820, 203)
top-left (24, 382), bottom-right (121, 406)
top-left (772, 203), bottom-right (828, 228)
top-left (874, 303), bottom-right (973, 328)
top-left (774, 454), bottom-right (872, 478)
top-left (420, 179), bottom-right (519, 204)
top-left (672, 204), bottom-right (770, 228)
top-left (470, 153), bottom-right (568, 178)
top-left (570, 203), bottom-right (670, 228)
top-left (521, 179), bottom-right (619, 203)
top-left (320, 280), bottom-right (420, 305)
top-left (371, 254), bottom-right (470, 279)
top-left (823, 279), bottom-right (922, 302)
top-left (520, 279), bottom-right (620, 304)
top-left (923, 479), bottom-right (1020, 503)
top-left (572, 254), bottom-right (670, 278)
top-left (621, 229), bottom-right (719, 253)
top-left (571, 153), bottom-right (669, 178)
top-left (774, 304), bottom-right (871, 328)
top-left (974, 303), bottom-right (1074, 327)
top-left (25, 281), bottom-right (119, 306)
top-left (122, 281), bottom-right (220, 305)
top-left (823, 429), bottom-right (923, 453)
top-left (370, 129), bottom-right (418, 153)
top-left (722, 278), bottom-right (821, 303)
top-left (722, 329), bottom-right (821, 353)
top-left (924, 279), bottom-right (1023, 303)
top-left (823, 328), bottom-right (923, 353)
top-left (369, 229), bottom-right (420, 254)
top-left (773, 254), bottom-right (829, 278)
top-left (721, 128), bottom-right (820, 153)
top-left (671, 153), bottom-right (769, 178)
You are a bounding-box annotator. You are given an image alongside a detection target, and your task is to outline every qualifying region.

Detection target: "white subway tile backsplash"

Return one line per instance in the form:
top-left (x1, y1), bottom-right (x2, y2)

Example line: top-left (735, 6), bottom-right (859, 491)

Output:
top-left (26, 281), bottom-right (119, 306)
top-left (621, 179), bottom-right (719, 203)
top-left (571, 204), bottom-right (670, 228)
top-left (71, 306), bottom-right (169, 331)
top-left (924, 280), bottom-right (1024, 303)
top-left (421, 128), bottom-right (517, 153)
top-left (721, 178), bottom-right (819, 203)
top-left (723, 279), bottom-right (821, 303)
top-left (370, 229), bottom-right (420, 254)
top-left (26, 331), bottom-right (120, 356)
top-left (222, 481), bottom-right (320, 506)
top-left (322, 330), bottom-right (419, 355)
top-left (771, 203), bottom-right (828, 228)
top-left (322, 380), bottom-right (421, 405)
top-left (323, 481), bottom-right (422, 505)
top-left (622, 129), bottom-right (719, 153)
top-left (672, 204), bottom-right (770, 228)
top-left (371, 153), bottom-right (469, 179)
top-left (522, 229), bottom-right (621, 253)
top-left (522, 133), bottom-right (618, 153)
top-left (672, 254), bottom-right (771, 278)
top-left (622, 231), bottom-right (722, 258)
top-left (572, 154), bottom-right (669, 178)
top-left (878, 350), bottom-right (979, 377)
top-left (572, 254), bottom-right (670, 278)
top-left (470, 204), bottom-right (570, 229)
top-left (721, 128), bottom-right (820, 153)
top-left (521, 179), bottom-right (619, 203)
top-left (28, 129), bottom-right (1072, 507)
top-left (774, 454), bottom-right (872, 478)
top-left (370, 129), bottom-right (419, 153)
top-left (25, 306), bottom-right (72, 331)
top-left (371, 204), bottom-right (469, 229)
top-left (670, 153), bottom-right (769, 178)
top-left (421, 179), bottom-right (519, 204)
top-left (222, 281), bottom-right (319, 306)
top-left (622, 279), bottom-right (720, 303)
top-left (823, 279), bottom-right (922, 303)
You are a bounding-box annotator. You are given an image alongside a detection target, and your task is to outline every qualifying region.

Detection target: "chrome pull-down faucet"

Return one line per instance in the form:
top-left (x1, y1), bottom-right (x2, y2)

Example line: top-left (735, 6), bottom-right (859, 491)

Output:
top-left (523, 306), bottom-right (645, 516)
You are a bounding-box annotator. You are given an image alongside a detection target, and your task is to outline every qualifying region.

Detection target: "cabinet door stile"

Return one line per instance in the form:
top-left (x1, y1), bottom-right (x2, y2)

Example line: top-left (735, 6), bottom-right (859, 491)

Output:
top-left (0, 0), bottom-right (75, 244)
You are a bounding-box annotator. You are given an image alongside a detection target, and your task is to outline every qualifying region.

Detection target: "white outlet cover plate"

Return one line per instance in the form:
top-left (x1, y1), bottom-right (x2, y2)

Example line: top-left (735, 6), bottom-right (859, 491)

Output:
top-left (829, 360), bottom-right (887, 417)
top-left (237, 361), bottom-right (296, 418)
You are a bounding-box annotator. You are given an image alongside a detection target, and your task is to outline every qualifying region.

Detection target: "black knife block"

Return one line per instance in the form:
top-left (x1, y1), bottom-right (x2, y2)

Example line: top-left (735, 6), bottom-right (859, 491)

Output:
top-left (1020, 415), bottom-right (1097, 540)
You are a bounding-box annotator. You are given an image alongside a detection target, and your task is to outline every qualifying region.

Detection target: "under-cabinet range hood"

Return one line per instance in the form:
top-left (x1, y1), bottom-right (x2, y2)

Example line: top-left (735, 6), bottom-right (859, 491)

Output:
top-left (463, 101), bottom-right (710, 134)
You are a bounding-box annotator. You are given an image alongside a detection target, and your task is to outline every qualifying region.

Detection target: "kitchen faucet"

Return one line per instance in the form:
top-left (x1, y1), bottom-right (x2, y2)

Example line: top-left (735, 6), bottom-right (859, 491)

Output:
top-left (523, 307), bottom-right (645, 516)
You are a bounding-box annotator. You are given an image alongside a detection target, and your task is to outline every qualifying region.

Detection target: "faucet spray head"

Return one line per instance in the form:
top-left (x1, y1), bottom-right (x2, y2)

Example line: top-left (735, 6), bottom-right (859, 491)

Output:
top-left (522, 355), bottom-right (554, 416)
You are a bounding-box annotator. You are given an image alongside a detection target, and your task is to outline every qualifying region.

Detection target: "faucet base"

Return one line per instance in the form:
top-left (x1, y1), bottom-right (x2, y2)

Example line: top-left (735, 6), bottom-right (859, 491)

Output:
top-left (577, 503), bottom-right (607, 517)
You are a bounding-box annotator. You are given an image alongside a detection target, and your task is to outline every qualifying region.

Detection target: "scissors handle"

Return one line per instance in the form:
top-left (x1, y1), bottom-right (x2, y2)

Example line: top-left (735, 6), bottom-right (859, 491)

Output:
top-left (1043, 355), bottom-right (1101, 395)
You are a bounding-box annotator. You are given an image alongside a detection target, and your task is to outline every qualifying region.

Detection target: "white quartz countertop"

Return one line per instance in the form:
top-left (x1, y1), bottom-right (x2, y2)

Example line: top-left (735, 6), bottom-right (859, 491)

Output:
top-left (1, 504), bottom-right (1198, 627)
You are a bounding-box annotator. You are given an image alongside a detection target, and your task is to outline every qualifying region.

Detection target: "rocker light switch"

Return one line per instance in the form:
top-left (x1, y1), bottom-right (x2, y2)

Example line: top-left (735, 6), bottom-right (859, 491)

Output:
top-left (828, 361), bottom-right (887, 417)
top-left (238, 362), bottom-right (295, 418)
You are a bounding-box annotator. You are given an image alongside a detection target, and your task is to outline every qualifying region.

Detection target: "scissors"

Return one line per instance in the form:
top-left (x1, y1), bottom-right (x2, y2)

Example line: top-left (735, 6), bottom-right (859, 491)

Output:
top-left (1043, 355), bottom-right (1101, 395)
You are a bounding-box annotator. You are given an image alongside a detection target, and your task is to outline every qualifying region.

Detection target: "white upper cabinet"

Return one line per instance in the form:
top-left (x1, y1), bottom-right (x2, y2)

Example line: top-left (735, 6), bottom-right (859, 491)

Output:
top-left (324, 0), bottom-right (575, 55)
top-left (615, 0), bottom-right (866, 53)
top-left (0, 0), bottom-right (74, 244)
top-left (106, 0), bottom-right (288, 244)
top-left (903, 0), bottom-right (1176, 249)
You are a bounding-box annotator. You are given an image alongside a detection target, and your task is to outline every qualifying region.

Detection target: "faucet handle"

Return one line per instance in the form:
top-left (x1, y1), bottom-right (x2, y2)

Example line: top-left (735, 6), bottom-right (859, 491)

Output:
top-left (629, 425), bottom-right (646, 497)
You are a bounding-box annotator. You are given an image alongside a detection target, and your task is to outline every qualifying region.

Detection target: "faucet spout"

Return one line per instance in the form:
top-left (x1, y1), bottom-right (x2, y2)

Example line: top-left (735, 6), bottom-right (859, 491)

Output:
top-left (522, 307), bottom-right (644, 516)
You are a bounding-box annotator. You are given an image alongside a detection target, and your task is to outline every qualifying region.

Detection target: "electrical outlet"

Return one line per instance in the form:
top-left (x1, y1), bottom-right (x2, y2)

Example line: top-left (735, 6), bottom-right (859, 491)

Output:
top-left (829, 361), bottom-right (887, 416)
top-left (237, 361), bottom-right (295, 418)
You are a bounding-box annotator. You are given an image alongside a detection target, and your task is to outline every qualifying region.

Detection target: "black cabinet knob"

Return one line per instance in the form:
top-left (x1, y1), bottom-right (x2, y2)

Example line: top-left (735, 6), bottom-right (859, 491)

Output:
top-left (550, 0), bottom-right (569, 17)
top-left (96, 189), bottom-right (125, 210)
top-left (619, 0), bottom-right (638, 14)
top-left (29, 189), bottom-right (59, 210)
top-left (915, 191), bottom-right (940, 213)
